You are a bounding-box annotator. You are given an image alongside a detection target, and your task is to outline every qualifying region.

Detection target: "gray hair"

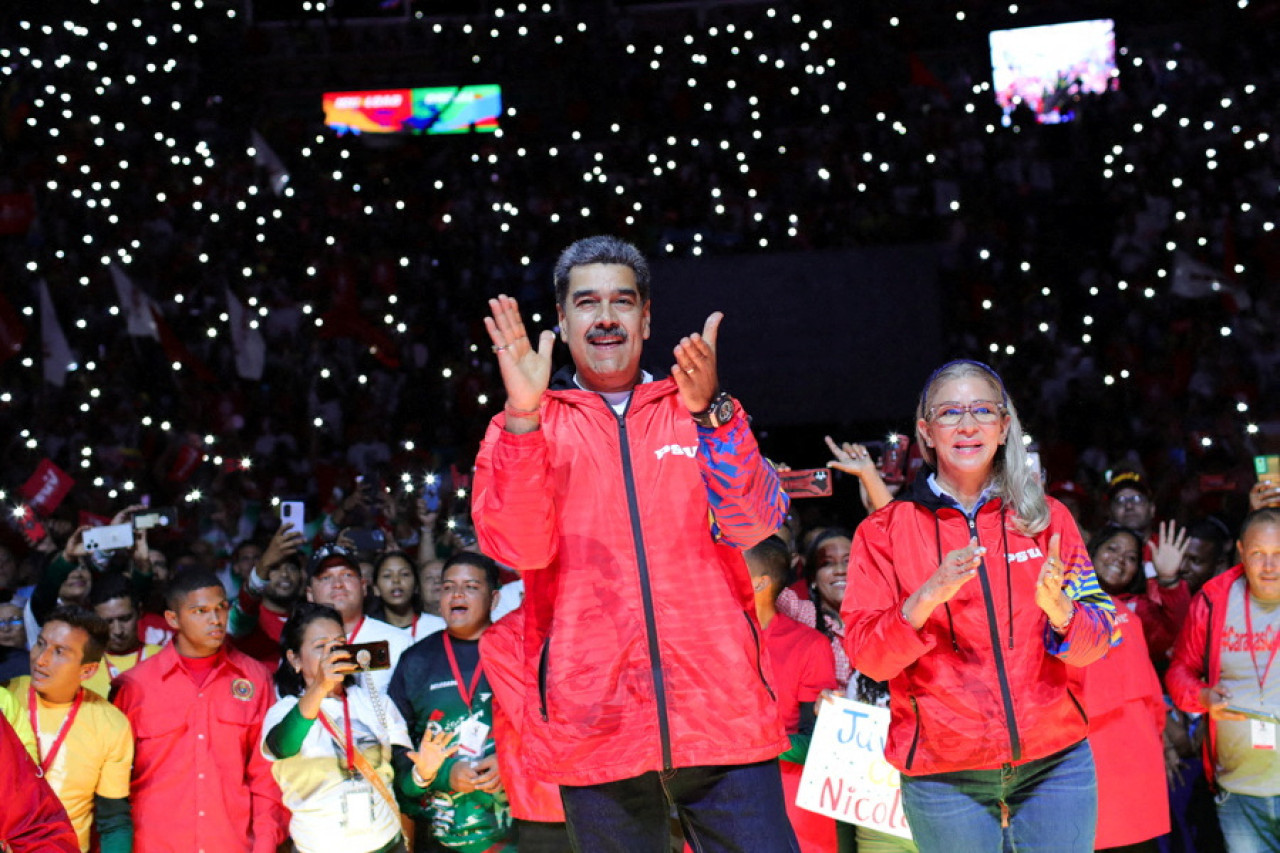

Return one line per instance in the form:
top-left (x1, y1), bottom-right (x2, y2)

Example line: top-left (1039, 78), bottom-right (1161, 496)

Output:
top-left (553, 236), bottom-right (651, 306)
top-left (914, 360), bottom-right (1049, 536)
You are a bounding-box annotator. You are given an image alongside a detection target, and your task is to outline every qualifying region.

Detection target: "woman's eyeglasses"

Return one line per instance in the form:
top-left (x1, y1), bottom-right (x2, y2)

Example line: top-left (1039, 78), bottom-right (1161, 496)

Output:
top-left (928, 401), bottom-right (1007, 427)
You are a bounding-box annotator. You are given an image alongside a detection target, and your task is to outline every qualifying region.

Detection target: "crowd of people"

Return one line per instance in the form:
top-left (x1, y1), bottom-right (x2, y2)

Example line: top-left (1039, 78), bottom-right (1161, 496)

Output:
top-left (0, 234), bottom-right (1277, 853)
top-left (2, 0), bottom-right (1280, 850)
top-left (1, 0), bottom-right (1279, 531)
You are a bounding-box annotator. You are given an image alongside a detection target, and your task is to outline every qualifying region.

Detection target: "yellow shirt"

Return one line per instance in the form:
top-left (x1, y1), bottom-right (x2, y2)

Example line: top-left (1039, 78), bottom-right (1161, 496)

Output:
top-left (6, 677), bottom-right (134, 852)
top-left (0, 684), bottom-right (37, 763)
top-left (83, 644), bottom-right (164, 699)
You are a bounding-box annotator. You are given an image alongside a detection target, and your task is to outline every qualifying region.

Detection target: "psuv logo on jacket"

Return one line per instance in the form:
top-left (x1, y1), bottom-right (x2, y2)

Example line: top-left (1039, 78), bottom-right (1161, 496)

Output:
top-left (1008, 547), bottom-right (1044, 563)
top-left (655, 444), bottom-right (697, 461)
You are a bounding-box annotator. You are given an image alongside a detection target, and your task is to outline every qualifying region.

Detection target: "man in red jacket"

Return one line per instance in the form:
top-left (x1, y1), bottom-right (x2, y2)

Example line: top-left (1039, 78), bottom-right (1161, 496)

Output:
top-left (473, 235), bottom-right (796, 851)
top-left (1167, 508), bottom-right (1280, 851)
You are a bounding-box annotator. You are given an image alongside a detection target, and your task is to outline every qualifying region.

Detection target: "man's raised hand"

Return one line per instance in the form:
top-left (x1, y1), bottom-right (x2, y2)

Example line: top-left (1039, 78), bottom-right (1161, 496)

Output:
top-left (672, 311), bottom-right (723, 413)
top-left (484, 294), bottom-right (556, 413)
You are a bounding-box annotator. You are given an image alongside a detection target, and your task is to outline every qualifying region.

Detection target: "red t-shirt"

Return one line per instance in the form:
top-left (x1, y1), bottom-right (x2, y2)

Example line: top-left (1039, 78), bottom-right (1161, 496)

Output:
top-left (763, 612), bottom-right (840, 853)
top-left (232, 583), bottom-right (288, 666)
top-left (762, 612), bottom-right (838, 734)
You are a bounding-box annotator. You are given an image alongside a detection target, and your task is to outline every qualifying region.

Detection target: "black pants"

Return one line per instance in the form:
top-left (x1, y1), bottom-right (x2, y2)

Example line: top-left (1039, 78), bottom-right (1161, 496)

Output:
top-left (514, 818), bottom-right (574, 853)
top-left (559, 760), bottom-right (799, 853)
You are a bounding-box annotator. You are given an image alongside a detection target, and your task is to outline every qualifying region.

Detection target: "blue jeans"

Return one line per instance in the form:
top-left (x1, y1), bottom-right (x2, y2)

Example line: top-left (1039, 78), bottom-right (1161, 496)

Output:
top-left (559, 760), bottom-right (800, 853)
top-left (900, 740), bottom-right (1097, 853)
top-left (1216, 790), bottom-right (1280, 853)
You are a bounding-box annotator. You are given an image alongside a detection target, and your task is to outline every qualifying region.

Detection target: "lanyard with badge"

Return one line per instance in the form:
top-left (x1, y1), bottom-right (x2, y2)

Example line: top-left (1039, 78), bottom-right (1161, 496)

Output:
top-left (443, 634), bottom-right (490, 760)
top-left (317, 693), bottom-right (379, 831)
top-left (28, 686), bottom-right (84, 778)
top-left (1243, 593), bottom-right (1280, 750)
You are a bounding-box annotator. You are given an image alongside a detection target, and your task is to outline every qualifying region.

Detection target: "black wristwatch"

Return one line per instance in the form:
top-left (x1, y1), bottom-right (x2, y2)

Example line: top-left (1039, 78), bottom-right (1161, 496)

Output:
top-left (691, 390), bottom-right (735, 429)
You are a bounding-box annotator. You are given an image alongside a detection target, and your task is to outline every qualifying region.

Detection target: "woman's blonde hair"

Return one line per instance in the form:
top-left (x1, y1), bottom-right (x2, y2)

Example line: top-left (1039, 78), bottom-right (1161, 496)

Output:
top-left (914, 360), bottom-right (1049, 536)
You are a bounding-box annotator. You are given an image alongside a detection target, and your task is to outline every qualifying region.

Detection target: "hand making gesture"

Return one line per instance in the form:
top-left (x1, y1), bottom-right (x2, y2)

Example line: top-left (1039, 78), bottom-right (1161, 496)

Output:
top-left (901, 537), bottom-right (985, 629)
top-left (485, 294), bottom-right (556, 429)
top-left (408, 728), bottom-right (459, 786)
top-left (671, 311), bottom-right (723, 414)
top-left (1035, 533), bottom-right (1075, 632)
top-left (825, 436), bottom-right (895, 512)
top-left (1152, 520), bottom-right (1190, 588)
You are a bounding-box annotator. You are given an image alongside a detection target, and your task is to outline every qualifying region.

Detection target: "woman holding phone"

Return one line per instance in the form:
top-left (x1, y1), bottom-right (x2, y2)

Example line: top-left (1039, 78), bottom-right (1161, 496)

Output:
top-left (841, 360), bottom-right (1119, 852)
top-left (262, 603), bottom-right (455, 853)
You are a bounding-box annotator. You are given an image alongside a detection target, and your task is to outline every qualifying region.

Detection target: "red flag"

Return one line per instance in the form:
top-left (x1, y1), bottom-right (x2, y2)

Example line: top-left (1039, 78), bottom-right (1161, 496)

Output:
top-left (167, 438), bottom-right (207, 484)
top-left (449, 464), bottom-right (472, 492)
top-left (0, 292), bottom-right (26, 366)
top-left (150, 306), bottom-right (220, 384)
top-left (318, 308), bottom-right (401, 368)
top-left (908, 53), bottom-right (950, 98)
top-left (0, 193), bottom-right (35, 235)
top-left (77, 511), bottom-right (112, 529)
top-left (19, 459), bottom-right (75, 516)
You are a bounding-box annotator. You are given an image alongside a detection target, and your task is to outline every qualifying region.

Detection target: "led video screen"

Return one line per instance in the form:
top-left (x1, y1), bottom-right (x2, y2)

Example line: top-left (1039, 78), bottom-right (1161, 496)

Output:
top-left (989, 19), bottom-right (1117, 125)
top-left (322, 85), bottom-right (502, 135)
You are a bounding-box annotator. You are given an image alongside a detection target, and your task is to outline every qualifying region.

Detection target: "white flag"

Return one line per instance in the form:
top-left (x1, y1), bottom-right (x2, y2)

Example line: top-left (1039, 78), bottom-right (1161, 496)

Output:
top-left (226, 290), bottom-right (266, 380)
top-left (1171, 251), bottom-right (1251, 309)
top-left (37, 279), bottom-right (74, 387)
top-left (251, 130), bottom-right (290, 196)
top-left (109, 264), bottom-right (160, 339)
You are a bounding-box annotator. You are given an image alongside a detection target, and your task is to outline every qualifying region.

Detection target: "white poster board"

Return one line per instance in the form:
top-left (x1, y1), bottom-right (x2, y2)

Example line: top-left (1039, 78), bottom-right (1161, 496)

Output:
top-left (795, 697), bottom-right (913, 840)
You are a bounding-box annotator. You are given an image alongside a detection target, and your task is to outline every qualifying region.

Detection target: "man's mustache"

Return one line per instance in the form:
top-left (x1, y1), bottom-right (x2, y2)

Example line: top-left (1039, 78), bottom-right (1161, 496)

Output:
top-left (587, 326), bottom-right (627, 343)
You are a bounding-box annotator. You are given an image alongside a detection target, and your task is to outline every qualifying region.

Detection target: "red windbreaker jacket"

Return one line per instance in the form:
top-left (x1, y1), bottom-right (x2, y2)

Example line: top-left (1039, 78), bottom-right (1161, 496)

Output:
top-left (1165, 565), bottom-right (1248, 789)
top-left (480, 607), bottom-right (565, 822)
top-left (842, 475), bottom-right (1118, 776)
top-left (472, 371), bottom-right (790, 786)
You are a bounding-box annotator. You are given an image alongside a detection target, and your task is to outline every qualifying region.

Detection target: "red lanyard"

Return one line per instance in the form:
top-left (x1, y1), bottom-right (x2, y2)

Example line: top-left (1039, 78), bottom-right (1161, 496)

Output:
top-left (317, 693), bottom-right (356, 773)
top-left (347, 616), bottom-right (365, 644)
top-left (443, 634), bottom-right (484, 711)
top-left (29, 687), bottom-right (84, 776)
top-left (1244, 593), bottom-right (1280, 695)
top-left (410, 614), bottom-right (419, 640)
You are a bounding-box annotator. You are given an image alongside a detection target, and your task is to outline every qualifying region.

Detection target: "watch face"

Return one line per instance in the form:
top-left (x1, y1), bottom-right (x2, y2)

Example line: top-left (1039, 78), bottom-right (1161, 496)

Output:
top-left (713, 397), bottom-right (734, 425)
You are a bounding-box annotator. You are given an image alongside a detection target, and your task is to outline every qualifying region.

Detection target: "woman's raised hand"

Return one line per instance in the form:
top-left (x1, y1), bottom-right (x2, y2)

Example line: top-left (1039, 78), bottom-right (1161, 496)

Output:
top-left (825, 437), bottom-right (875, 477)
top-left (1152, 520), bottom-right (1190, 586)
top-left (317, 643), bottom-right (357, 694)
top-left (1035, 533), bottom-right (1074, 631)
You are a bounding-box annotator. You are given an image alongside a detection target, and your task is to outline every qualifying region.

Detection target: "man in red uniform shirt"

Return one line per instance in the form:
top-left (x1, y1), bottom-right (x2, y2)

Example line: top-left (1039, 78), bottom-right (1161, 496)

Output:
top-left (747, 536), bottom-right (839, 852)
top-left (111, 569), bottom-right (286, 853)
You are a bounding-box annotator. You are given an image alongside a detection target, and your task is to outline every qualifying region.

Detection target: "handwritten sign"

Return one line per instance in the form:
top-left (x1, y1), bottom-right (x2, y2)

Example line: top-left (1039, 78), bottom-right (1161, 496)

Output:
top-left (795, 697), bottom-right (912, 840)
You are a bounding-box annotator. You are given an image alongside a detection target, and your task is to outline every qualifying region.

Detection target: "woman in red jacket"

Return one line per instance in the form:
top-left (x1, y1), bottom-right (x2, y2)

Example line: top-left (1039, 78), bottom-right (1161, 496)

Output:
top-left (842, 360), bottom-right (1118, 853)
top-left (1081, 525), bottom-right (1170, 851)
